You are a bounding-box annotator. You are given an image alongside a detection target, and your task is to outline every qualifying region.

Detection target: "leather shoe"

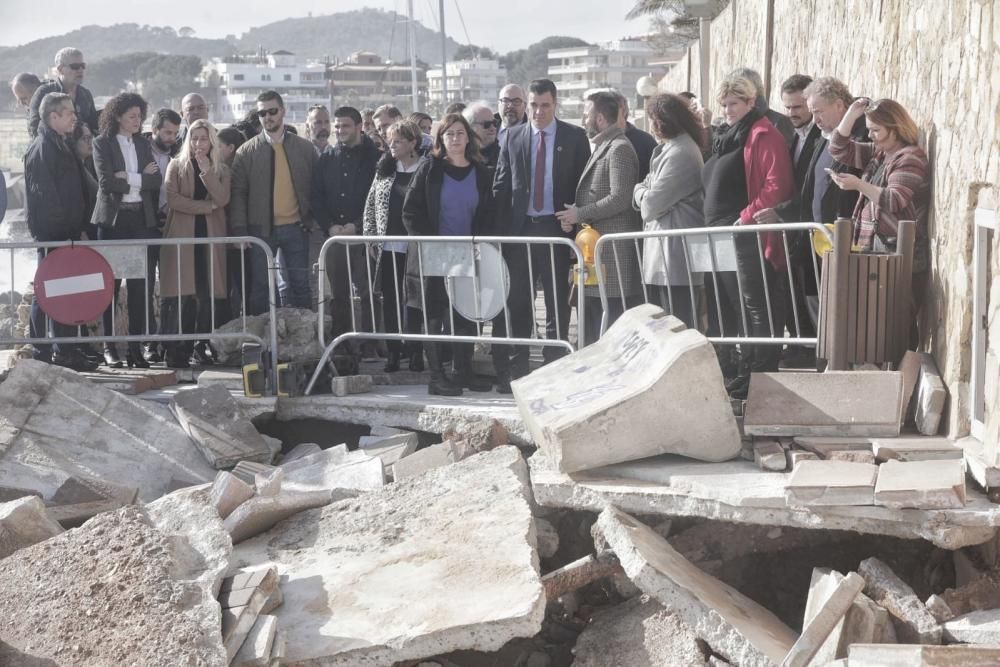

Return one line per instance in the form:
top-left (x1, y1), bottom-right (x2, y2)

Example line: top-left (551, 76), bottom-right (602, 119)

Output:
top-left (53, 351), bottom-right (100, 373)
top-left (103, 344), bottom-right (123, 369)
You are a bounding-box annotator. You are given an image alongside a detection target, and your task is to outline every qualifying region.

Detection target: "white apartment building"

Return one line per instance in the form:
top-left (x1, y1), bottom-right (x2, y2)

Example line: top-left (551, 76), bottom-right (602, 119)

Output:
top-left (547, 40), bottom-right (666, 120)
top-left (426, 59), bottom-right (506, 111)
top-left (201, 50), bottom-right (329, 124)
top-left (329, 51), bottom-right (426, 114)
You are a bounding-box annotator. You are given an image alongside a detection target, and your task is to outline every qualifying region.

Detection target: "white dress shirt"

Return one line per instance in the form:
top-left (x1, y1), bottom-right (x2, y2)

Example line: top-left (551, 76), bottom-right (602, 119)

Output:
top-left (116, 133), bottom-right (142, 203)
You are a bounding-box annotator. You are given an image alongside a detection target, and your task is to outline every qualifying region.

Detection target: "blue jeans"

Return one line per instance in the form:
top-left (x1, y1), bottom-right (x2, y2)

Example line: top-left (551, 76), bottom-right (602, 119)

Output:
top-left (248, 223), bottom-right (311, 315)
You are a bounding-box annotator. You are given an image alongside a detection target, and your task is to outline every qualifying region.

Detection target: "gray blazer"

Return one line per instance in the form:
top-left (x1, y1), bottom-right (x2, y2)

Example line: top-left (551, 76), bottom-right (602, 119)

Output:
top-left (91, 134), bottom-right (161, 231)
top-left (633, 133), bottom-right (705, 286)
top-left (575, 126), bottom-right (643, 298)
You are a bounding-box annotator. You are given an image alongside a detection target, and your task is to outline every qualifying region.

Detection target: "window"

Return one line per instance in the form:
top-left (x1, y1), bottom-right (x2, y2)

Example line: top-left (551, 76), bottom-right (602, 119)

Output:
top-left (262, 74), bottom-right (271, 81)
top-left (284, 74), bottom-right (292, 81)
top-left (233, 74), bottom-right (244, 81)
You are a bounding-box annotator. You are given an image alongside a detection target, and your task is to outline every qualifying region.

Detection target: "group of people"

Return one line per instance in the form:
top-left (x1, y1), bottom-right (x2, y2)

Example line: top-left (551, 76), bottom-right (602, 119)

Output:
top-left (13, 45), bottom-right (930, 400)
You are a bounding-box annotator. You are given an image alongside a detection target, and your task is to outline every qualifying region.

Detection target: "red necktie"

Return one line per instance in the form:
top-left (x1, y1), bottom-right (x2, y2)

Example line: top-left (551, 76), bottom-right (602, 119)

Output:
top-left (533, 130), bottom-right (546, 213)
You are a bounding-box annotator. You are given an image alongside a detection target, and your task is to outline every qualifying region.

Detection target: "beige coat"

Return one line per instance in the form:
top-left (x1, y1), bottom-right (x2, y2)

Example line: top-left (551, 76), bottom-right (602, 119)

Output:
top-left (161, 157), bottom-right (230, 298)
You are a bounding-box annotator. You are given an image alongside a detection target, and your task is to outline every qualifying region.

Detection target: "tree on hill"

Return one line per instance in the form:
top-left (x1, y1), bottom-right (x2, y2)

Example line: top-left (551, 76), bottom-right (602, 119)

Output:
top-left (178, 27), bottom-right (196, 38)
top-left (85, 52), bottom-right (201, 107)
top-left (501, 36), bottom-right (591, 86)
top-left (453, 45), bottom-right (499, 61)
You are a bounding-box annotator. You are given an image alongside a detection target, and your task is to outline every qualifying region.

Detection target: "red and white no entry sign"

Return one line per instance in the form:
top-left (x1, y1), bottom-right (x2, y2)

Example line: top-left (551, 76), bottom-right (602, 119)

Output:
top-left (33, 246), bottom-right (115, 325)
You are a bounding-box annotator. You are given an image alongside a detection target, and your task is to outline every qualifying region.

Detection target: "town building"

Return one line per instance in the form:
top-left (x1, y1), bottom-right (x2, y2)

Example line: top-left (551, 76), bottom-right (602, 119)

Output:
top-left (426, 59), bottom-right (506, 113)
top-left (328, 52), bottom-right (426, 115)
top-left (201, 50), bottom-right (329, 124)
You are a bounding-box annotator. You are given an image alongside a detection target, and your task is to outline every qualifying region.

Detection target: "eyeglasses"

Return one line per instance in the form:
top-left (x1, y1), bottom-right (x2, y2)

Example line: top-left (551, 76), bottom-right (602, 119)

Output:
top-left (500, 98), bottom-right (524, 107)
top-left (66, 62), bottom-right (86, 71)
top-left (477, 120), bottom-right (499, 130)
top-left (256, 107), bottom-right (281, 118)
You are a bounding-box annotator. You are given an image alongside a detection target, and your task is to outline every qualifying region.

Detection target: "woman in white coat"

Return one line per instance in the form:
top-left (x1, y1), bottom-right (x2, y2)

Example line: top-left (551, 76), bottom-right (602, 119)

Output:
top-left (632, 93), bottom-right (706, 328)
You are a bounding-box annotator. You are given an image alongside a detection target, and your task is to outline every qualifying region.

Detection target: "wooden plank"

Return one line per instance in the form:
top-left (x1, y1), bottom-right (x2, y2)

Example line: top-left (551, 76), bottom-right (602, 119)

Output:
top-left (876, 255), bottom-right (889, 363)
top-left (847, 254), bottom-right (858, 363)
top-left (886, 255), bottom-right (898, 363)
top-left (867, 254), bottom-right (879, 364)
top-left (857, 255), bottom-right (870, 361)
top-left (817, 252), bottom-right (830, 355)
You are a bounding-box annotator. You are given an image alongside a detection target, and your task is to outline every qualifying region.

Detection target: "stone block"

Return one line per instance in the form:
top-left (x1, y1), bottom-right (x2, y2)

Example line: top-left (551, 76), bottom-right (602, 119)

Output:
top-left (278, 444), bottom-right (364, 473)
top-left (0, 360), bottom-right (216, 502)
top-left (232, 461), bottom-right (277, 486)
top-left (232, 613), bottom-right (277, 667)
top-left (571, 595), bottom-right (708, 666)
top-left (874, 459), bottom-right (966, 510)
top-left (785, 461), bottom-right (878, 506)
top-left (595, 506), bottom-right (797, 666)
top-left (0, 496), bottom-right (63, 559)
top-left (788, 451), bottom-right (819, 468)
top-left (170, 384), bottom-right (274, 469)
top-left (848, 644), bottom-right (1000, 665)
top-left (283, 455), bottom-right (385, 499)
top-left (512, 305), bottom-right (740, 473)
top-left (792, 436), bottom-right (873, 458)
top-left (914, 353), bottom-right (946, 436)
top-left (209, 471), bottom-right (255, 520)
top-left (754, 438), bottom-right (787, 471)
top-left (800, 568), bottom-right (893, 664)
top-left (925, 594), bottom-right (956, 623)
top-left (48, 498), bottom-right (133, 528)
top-left (331, 374), bottom-right (374, 396)
top-left (261, 585), bottom-right (283, 615)
top-left (220, 567), bottom-right (279, 662)
top-left (783, 570), bottom-right (865, 667)
top-left (744, 371), bottom-right (903, 437)
top-left (858, 556), bottom-right (942, 644)
top-left (281, 442), bottom-right (321, 463)
top-left (229, 446), bottom-right (545, 666)
top-left (872, 437), bottom-right (963, 462)
top-left (827, 450), bottom-right (877, 464)
top-left (223, 490), bottom-right (333, 545)
top-left (358, 433), bottom-right (419, 475)
top-left (898, 350), bottom-right (922, 424)
top-left (391, 441), bottom-right (457, 481)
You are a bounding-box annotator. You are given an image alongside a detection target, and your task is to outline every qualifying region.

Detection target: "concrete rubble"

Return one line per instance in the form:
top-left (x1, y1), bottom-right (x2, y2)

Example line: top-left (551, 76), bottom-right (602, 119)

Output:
top-left (512, 305), bottom-right (740, 473)
top-left (170, 384), bottom-right (274, 469)
top-left (782, 570), bottom-right (865, 667)
top-left (801, 568), bottom-right (895, 664)
top-left (858, 556), bottom-right (942, 644)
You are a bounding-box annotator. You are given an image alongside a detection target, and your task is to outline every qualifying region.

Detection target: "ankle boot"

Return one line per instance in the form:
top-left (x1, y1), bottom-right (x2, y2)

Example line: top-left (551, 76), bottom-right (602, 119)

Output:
top-left (384, 350), bottom-right (401, 373)
top-left (424, 341), bottom-right (461, 396)
top-left (127, 342), bottom-right (150, 369)
top-left (408, 344), bottom-right (425, 372)
top-left (454, 343), bottom-right (492, 392)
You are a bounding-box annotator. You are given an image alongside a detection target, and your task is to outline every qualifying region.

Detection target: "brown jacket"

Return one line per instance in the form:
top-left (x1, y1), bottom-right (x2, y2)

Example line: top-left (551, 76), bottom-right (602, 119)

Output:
top-left (161, 157), bottom-right (230, 298)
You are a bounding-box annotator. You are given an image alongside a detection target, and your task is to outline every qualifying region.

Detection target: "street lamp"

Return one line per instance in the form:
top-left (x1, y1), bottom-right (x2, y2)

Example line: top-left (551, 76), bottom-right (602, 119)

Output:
top-left (636, 75), bottom-right (659, 133)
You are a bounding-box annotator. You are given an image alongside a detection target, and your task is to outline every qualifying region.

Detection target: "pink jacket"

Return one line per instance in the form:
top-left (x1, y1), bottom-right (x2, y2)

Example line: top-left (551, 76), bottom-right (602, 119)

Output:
top-left (740, 117), bottom-right (794, 271)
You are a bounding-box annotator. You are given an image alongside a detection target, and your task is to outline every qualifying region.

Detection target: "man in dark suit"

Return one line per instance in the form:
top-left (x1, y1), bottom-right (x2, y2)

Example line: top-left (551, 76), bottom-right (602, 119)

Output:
top-left (492, 78), bottom-right (590, 391)
top-left (28, 48), bottom-right (98, 137)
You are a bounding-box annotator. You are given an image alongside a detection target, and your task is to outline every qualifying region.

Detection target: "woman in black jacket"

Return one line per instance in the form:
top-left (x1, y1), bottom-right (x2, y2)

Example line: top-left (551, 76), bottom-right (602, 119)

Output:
top-left (91, 92), bottom-right (161, 368)
top-left (402, 113), bottom-right (495, 396)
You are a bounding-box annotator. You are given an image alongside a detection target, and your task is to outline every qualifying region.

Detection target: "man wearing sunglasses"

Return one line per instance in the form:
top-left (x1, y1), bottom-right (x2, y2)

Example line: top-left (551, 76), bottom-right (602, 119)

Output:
top-left (230, 91), bottom-right (319, 315)
top-left (463, 102), bottom-right (501, 168)
top-left (28, 47), bottom-right (98, 138)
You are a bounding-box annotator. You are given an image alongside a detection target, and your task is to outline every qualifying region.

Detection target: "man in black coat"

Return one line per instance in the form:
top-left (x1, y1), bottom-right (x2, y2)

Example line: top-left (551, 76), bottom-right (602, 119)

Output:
top-left (24, 92), bottom-right (97, 371)
top-left (28, 48), bottom-right (98, 138)
top-left (492, 78), bottom-right (590, 390)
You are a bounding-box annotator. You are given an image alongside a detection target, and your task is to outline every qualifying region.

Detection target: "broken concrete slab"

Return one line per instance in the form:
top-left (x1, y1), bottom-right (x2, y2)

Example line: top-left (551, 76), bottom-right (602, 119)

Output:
top-left (874, 459), bottom-right (966, 510)
top-left (0, 496), bottom-right (63, 560)
top-left (925, 594), bottom-right (955, 623)
top-left (210, 471), bottom-right (256, 520)
top-left (0, 505), bottom-right (227, 665)
top-left (48, 497), bottom-right (134, 528)
top-left (281, 442), bottom-right (321, 463)
top-left (754, 439), bottom-right (787, 471)
top-left (391, 441), bottom-right (458, 481)
top-left (278, 444), bottom-right (365, 473)
top-left (50, 475), bottom-right (137, 506)
top-left (0, 360), bottom-right (217, 502)
top-left (745, 371), bottom-right (903, 437)
top-left (571, 595), bottom-right (708, 666)
top-left (858, 556), bottom-right (942, 644)
top-left (331, 374), bottom-right (374, 396)
top-left (512, 305), bottom-right (740, 473)
top-left (358, 433), bottom-right (418, 474)
top-left (443, 419), bottom-right (510, 459)
top-left (528, 453), bottom-right (1000, 549)
top-left (596, 505), bottom-right (797, 666)
top-left (915, 352), bottom-right (946, 436)
top-left (223, 489), bottom-right (332, 545)
top-left (233, 613), bottom-right (277, 667)
top-left (782, 570), bottom-right (865, 667)
top-left (872, 437), bottom-right (962, 462)
top-left (220, 567), bottom-right (279, 662)
top-left (170, 384), bottom-right (273, 469)
top-left (942, 608), bottom-right (1000, 644)
top-left (848, 644), bottom-right (1000, 666)
top-left (798, 568), bottom-right (893, 665)
top-left (230, 446), bottom-right (545, 666)
top-left (785, 460), bottom-right (878, 506)
top-left (283, 455), bottom-right (385, 499)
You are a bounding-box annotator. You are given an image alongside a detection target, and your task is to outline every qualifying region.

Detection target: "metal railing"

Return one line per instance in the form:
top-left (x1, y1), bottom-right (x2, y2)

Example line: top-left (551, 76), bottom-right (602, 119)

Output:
top-left (594, 222), bottom-right (834, 344)
top-left (306, 234), bottom-right (587, 395)
top-left (1, 236), bottom-right (280, 387)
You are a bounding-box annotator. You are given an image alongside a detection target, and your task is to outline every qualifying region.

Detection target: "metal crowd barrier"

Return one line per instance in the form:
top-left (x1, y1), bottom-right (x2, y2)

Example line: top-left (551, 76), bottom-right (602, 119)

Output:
top-left (594, 222), bottom-right (834, 344)
top-left (0, 236), bottom-right (280, 387)
top-left (306, 234), bottom-right (587, 395)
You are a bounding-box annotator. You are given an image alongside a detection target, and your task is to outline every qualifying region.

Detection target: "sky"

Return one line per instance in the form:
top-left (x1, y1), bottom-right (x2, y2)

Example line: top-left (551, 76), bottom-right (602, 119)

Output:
top-left (0, 0), bottom-right (652, 53)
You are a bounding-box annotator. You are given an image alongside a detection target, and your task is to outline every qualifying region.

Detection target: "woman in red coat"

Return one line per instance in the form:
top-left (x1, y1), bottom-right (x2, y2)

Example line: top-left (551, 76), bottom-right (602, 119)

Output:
top-left (702, 75), bottom-right (794, 398)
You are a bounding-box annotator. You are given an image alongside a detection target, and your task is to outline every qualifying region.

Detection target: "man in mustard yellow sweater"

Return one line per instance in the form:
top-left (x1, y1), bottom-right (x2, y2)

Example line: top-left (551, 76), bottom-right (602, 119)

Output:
top-left (231, 90), bottom-right (318, 315)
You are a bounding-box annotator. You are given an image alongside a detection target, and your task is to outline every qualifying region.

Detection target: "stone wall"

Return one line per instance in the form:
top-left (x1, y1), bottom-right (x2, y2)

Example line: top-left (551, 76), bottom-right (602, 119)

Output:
top-left (657, 0), bottom-right (1000, 447)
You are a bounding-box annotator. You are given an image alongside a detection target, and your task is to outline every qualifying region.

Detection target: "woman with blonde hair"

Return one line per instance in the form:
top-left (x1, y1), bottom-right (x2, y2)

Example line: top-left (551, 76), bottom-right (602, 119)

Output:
top-left (159, 118), bottom-right (231, 368)
top-left (828, 98), bottom-right (929, 345)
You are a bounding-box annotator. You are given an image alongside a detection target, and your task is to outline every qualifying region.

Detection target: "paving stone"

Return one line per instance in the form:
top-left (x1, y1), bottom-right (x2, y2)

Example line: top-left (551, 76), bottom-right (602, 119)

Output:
top-left (220, 567), bottom-right (279, 662)
top-left (858, 556), bottom-right (942, 644)
top-left (753, 439), bottom-right (787, 471)
top-left (798, 568), bottom-right (893, 665)
top-left (281, 442), bottom-right (321, 464)
top-left (0, 496), bottom-right (63, 560)
top-left (391, 441), bottom-right (458, 481)
top-left (914, 352), bottom-right (946, 436)
top-left (827, 450), bottom-right (877, 464)
top-left (209, 471), bottom-right (255, 520)
top-left (0, 359), bottom-right (216, 502)
top-left (596, 505), bottom-right (797, 666)
top-left (744, 371), bottom-right (903, 437)
top-left (848, 644), bottom-right (1000, 666)
top-left (785, 461), bottom-right (878, 506)
top-left (170, 384), bottom-right (274, 469)
top-left (331, 374), bottom-right (374, 396)
top-left (512, 305), bottom-right (740, 473)
top-left (232, 613), bottom-right (277, 667)
top-left (874, 459), bottom-right (966, 510)
top-left (783, 570), bottom-right (865, 667)
top-left (571, 595), bottom-right (707, 666)
top-left (223, 490), bottom-right (333, 545)
top-left (872, 437), bottom-right (963, 462)
top-left (230, 446), bottom-right (545, 666)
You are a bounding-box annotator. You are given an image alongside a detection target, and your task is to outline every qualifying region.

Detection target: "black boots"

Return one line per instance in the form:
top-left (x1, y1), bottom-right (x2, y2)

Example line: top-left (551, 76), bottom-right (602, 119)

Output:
top-left (127, 342), bottom-right (150, 369)
top-left (424, 340), bottom-right (461, 396)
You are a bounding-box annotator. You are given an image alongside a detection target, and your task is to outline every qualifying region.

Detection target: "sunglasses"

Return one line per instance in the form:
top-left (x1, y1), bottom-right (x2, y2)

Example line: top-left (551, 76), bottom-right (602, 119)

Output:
top-left (256, 107), bottom-right (281, 118)
top-left (477, 120), bottom-right (499, 130)
top-left (66, 62), bottom-right (86, 71)
top-left (500, 98), bottom-right (524, 106)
